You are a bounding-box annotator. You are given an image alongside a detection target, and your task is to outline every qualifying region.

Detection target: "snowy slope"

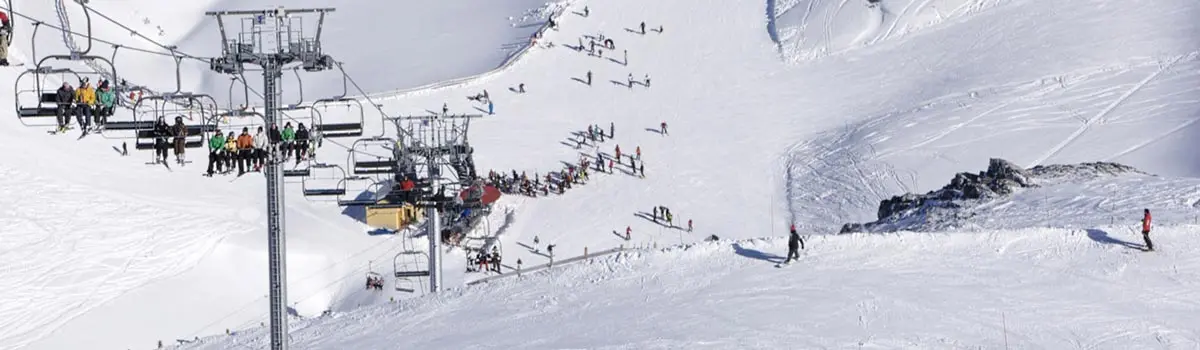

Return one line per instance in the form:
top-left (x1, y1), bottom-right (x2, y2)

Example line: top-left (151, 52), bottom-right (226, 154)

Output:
top-left (186, 225), bottom-right (1200, 349)
top-left (1, 0), bottom-right (1199, 348)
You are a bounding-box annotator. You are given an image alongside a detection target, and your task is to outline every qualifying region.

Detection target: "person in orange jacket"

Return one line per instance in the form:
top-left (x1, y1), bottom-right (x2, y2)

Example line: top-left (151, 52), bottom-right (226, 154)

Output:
top-left (235, 127), bottom-right (254, 175)
top-left (1141, 209), bottom-right (1154, 251)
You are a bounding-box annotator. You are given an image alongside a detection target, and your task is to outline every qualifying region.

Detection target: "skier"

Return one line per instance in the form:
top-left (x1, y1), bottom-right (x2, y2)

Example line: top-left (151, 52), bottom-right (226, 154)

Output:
top-left (639, 163), bottom-right (645, 177)
top-left (644, 74), bottom-right (651, 88)
top-left (490, 246), bottom-right (502, 273)
top-left (172, 116), bottom-right (188, 164)
top-left (442, 102), bottom-right (448, 115)
top-left (687, 219), bottom-right (693, 232)
top-left (223, 131), bottom-right (238, 170)
top-left (583, 6), bottom-right (589, 17)
top-left (0, 11), bottom-right (10, 66)
top-left (1141, 209), bottom-right (1154, 251)
top-left (253, 126), bottom-right (268, 171)
top-left (151, 117), bottom-right (171, 164)
top-left (783, 225), bottom-right (805, 264)
top-left (640, 21), bottom-right (646, 34)
top-left (268, 124), bottom-right (282, 161)
top-left (96, 85), bottom-right (115, 128)
top-left (54, 82), bottom-right (74, 133)
top-left (623, 50), bottom-right (627, 65)
top-left (635, 146), bottom-right (641, 160)
top-left (74, 81), bottom-right (96, 133)
top-left (653, 206), bottom-right (659, 221)
top-left (665, 212), bottom-right (673, 226)
top-left (660, 121), bottom-right (668, 135)
top-left (608, 159), bottom-right (614, 173)
top-left (295, 123), bottom-right (310, 164)
top-left (518, 83), bottom-right (525, 93)
top-left (627, 73), bottom-right (633, 89)
top-left (236, 127), bottom-right (254, 175)
top-left (487, 100), bottom-right (494, 115)
top-left (609, 122), bottom-right (615, 138)
top-left (548, 17), bottom-right (557, 30)
top-left (586, 70), bottom-right (592, 85)
top-left (206, 129), bottom-right (225, 176)
top-left (625, 226), bottom-right (632, 240)
top-left (280, 122), bottom-right (296, 160)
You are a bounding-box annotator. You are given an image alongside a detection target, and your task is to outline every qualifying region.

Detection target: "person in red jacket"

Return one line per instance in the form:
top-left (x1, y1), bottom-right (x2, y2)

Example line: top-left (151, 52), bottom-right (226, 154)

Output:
top-left (0, 11), bottom-right (11, 66)
top-left (1141, 209), bottom-right (1154, 251)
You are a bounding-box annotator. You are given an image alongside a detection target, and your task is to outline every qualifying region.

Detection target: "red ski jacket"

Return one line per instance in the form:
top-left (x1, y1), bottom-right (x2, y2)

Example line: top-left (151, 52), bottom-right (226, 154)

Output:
top-left (1142, 212), bottom-right (1152, 233)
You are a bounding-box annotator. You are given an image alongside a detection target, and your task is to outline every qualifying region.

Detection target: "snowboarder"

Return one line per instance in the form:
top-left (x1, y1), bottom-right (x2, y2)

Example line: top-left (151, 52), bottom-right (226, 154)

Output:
top-left (206, 129), bottom-right (225, 176)
top-left (660, 121), bottom-right (668, 135)
top-left (586, 70), bottom-right (592, 85)
top-left (151, 117), bottom-right (171, 164)
top-left (783, 225), bottom-right (805, 264)
top-left (172, 116), bottom-right (188, 164)
top-left (1141, 209), bottom-right (1154, 251)
top-left (0, 11), bottom-right (10, 66)
top-left (625, 226), bottom-right (632, 240)
top-left (54, 82), bottom-right (74, 133)
top-left (640, 21), bottom-right (646, 34)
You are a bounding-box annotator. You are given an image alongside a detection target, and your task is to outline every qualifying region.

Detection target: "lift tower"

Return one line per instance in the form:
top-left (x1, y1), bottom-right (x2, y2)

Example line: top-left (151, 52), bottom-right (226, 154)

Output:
top-left (390, 112), bottom-right (484, 293)
top-left (205, 7), bottom-right (335, 350)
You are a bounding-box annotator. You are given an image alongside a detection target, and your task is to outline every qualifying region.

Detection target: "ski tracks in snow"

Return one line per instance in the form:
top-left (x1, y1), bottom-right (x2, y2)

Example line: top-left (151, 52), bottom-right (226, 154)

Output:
top-left (1029, 55), bottom-right (1185, 167)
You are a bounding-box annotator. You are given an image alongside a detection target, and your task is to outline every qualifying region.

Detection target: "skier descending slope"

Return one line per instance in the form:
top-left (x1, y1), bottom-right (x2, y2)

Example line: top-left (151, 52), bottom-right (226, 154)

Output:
top-left (779, 225), bottom-right (805, 267)
top-left (1141, 209), bottom-right (1154, 251)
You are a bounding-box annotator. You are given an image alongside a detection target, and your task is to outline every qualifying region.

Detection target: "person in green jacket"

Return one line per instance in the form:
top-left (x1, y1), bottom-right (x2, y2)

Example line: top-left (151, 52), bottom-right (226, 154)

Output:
top-left (206, 129), bottom-right (226, 176)
top-left (95, 85), bottom-right (116, 127)
top-left (281, 122), bottom-right (296, 160)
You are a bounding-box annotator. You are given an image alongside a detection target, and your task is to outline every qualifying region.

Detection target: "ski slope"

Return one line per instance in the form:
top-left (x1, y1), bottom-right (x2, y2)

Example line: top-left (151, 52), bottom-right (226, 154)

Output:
top-left (188, 225), bottom-right (1200, 349)
top-left (0, 0), bottom-right (1198, 348)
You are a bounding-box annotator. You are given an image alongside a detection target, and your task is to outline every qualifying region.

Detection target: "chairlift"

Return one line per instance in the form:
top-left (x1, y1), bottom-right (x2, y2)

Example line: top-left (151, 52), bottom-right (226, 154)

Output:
top-left (336, 178), bottom-right (386, 207)
top-left (348, 137), bottom-right (397, 175)
top-left (394, 250), bottom-right (430, 279)
top-left (300, 163), bottom-right (349, 197)
top-left (13, 67), bottom-right (83, 125)
top-left (311, 97), bottom-right (365, 139)
top-left (129, 93), bottom-right (219, 150)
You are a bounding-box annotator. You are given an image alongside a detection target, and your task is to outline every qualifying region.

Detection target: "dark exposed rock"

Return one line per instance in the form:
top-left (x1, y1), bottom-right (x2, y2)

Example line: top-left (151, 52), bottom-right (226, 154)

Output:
top-left (840, 159), bottom-right (1138, 234)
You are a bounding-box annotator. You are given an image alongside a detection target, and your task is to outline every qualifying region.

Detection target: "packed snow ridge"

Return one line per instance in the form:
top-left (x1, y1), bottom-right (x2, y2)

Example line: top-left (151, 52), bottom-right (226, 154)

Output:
top-left (841, 158), bottom-right (1150, 233)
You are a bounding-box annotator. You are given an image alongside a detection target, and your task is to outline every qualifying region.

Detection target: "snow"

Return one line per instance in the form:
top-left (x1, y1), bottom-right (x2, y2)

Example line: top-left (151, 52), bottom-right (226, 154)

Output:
top-left (0, 0), bottom-right (1198, 348)
top-left (187, 225), bottom-right (1200, 349)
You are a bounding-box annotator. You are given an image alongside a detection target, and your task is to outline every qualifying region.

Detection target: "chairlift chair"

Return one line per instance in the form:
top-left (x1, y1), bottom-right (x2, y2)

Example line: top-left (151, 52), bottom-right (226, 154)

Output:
top-left (348, 137), bottom-right (397, 175)
top-left (300, 163), bottom-right (348, 198)
top-left (394, 251), bottom-right (431, 278)
top-left (130, 94), bottom-right (219, 149)
top-left (13, 67), bottom-right (84, 126)
top-left (335, 177), bottom-right (386, 207)
top-left (311, 97), bottom-right (365, 139)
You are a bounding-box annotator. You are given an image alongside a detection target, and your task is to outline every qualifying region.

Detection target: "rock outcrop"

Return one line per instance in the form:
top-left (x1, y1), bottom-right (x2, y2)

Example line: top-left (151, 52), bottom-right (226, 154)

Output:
top-left (840, 159), bottom-right (1139, 233)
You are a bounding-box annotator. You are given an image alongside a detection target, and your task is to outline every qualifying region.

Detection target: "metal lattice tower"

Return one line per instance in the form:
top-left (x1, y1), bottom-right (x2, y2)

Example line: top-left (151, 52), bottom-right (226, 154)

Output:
top-left (390, 112), bottom-right (483, 293)
top-left (205, 7), bottom-right (335, 350)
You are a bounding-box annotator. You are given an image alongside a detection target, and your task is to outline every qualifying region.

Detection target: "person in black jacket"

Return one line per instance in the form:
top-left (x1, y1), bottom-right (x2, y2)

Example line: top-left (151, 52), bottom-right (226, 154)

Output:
top-left (783, 225), bottom-right (805, 264)
top-left (54, 82), bottom-right (75, 132)
top-left (294, 123), bottom-right (310, 165)
top-left (152, 116), bottom-right (172, 164)
top-left (268, 124), bottom-right (282, 162)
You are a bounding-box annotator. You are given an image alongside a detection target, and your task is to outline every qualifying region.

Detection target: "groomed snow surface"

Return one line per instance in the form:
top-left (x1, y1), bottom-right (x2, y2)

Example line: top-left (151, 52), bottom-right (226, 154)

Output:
top-left (189, 226), bottom-right (1200, 349)
top-left (0, 0), bottom-right (1199, 348)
